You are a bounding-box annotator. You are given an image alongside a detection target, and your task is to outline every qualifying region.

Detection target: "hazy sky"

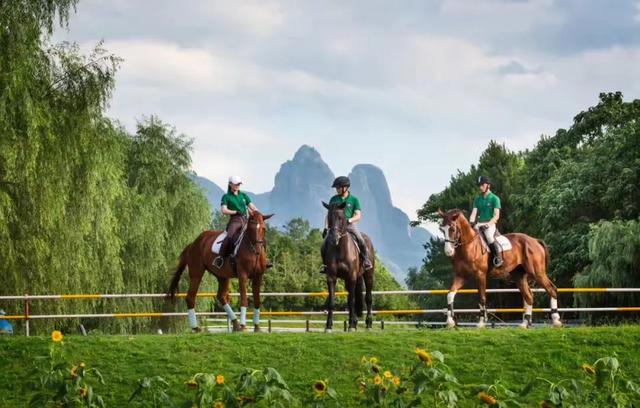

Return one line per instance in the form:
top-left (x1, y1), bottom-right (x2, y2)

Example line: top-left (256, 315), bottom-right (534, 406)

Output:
top-left (55, 0), bottom-right (640, 220)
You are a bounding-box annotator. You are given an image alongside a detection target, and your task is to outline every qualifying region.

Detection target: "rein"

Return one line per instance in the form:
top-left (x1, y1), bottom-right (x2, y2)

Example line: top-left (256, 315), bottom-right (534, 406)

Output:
top-left (445, 226), bottom-right (481, 248)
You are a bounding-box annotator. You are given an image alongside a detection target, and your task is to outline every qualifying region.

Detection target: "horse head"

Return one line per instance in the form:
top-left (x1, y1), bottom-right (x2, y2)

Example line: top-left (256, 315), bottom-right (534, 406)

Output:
top-left (247, 211), bottom-right (274, 247)
top-left (438, 209), bottom-right (470, 256)
top-left (322, 201), bottom-right (347, 246)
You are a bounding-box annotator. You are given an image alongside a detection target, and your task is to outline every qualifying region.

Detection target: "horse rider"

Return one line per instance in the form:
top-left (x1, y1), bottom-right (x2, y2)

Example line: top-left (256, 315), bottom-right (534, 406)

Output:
top-left (469, 175), bottom-right (503, 267)
top-left (321, 176), bottom-right (373, 272)
top-left (213, 176), bottom-right (271, 269)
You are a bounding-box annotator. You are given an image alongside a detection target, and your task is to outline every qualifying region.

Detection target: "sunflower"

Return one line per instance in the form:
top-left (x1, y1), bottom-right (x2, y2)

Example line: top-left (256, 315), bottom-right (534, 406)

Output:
top-left (383, 370), bottom-right (392, 379)
top-left (371, 364), bottom-right (381, 373)
top-left (70, 366), bottom-right (78, 378)
top-left (313, 380), bottom-right (328, 397)
top-left (216, 374), bottom-right (225, 385)
top-left (185, 379), bottom-right (198, 389)
top-left (477, 391), bottom-right (497, 405)
top-left (79, 387), bottom-right (88, 397)
top-left (415, 348), bottom-right (433, 366)
top-left (373, 375), bottom-right (382, 385)
top-left (369, 357), bottom-right (379, 365)
top-left (581, 363), bottom-right (596, 376)
top-left (213, 401), bottom-right (224, 408)
top-left (51, 330), bottom-right (63, 342)
top-left (393, 376), bottom-right (401, 386)
top-left (79, 362), bottom-right (86, 369)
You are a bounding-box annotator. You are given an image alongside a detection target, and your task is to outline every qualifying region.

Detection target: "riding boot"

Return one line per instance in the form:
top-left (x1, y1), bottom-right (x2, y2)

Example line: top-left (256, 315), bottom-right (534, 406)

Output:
top-left (319, 264), bottom-right (327, 274)
top-left (230, 256), bottom-right (238, 275)
top-left (361, 248), bottom-right (373, 270)
top-left (490, 242), bottom-right (504, 267)
top-left (266, 260), bottom-right (273, 268)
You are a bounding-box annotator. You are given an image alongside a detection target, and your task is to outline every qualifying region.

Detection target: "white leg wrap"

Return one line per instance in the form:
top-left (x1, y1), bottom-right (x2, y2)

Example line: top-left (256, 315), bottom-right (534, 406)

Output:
top-left (550, 298), bottom-right (558, 309)
top-left (550, 298), bottom-right (561, 325)
top-left (188, 308), bottom-right (198, 329)
top-left (446, 291), bottom-right (456, 327)
top-left (223, 303), bottom-right (237, 321)
top-left (447, 291), bottom-right (456, 304)
top-left (240, 306), bottom-right (247, 326)
top-left (525, 303), bottom-right (533, 315)
top-left (253, 308), bottom-right (260, 325)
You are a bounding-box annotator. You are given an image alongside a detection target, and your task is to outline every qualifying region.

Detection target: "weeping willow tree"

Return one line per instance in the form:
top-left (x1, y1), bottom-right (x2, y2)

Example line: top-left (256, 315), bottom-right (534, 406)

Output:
top-left (574, 219), bottom-right (640, 316)
top-left (0, 0), bottom-right (211, 334)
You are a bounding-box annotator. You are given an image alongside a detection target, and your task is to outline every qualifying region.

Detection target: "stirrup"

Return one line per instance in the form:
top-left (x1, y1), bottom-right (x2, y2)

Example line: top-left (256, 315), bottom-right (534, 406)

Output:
top-left (213, 256), bottom-right (224, 268)
top-left (319, 265), bottom-right (327, 274)
top-left (493, 257), bottom-right (503, 267)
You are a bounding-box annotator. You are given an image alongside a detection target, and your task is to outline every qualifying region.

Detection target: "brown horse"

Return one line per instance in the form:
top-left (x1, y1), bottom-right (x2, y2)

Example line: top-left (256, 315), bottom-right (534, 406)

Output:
top-left (321, 201), bottom-right (375, 332)
top-left (168, 211), bottom-right (273, 332)
top-left (438, 209), bottom-right (561, 328)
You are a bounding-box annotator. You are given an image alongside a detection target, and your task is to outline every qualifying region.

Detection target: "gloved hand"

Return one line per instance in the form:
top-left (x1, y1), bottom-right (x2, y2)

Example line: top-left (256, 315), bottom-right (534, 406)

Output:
top-left (322, 228), bottom-right (328, 238)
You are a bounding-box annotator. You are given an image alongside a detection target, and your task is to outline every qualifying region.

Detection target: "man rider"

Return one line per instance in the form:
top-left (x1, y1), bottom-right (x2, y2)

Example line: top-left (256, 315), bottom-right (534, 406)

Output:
top-left (469, 175), bottom-right (503, 267)
top-left (213, 176), bottom-right (271, 269)
top-left (321, 176), bottom-right (373, 272)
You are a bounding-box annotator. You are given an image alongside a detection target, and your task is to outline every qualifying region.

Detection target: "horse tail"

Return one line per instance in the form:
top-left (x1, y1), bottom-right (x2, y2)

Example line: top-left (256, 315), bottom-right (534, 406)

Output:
top-left (355, 275), bottom-right (364, 317)
top-left (168, 244), bottom-right (190, 302)
top-left (537, 239), bottom-right (553, 283)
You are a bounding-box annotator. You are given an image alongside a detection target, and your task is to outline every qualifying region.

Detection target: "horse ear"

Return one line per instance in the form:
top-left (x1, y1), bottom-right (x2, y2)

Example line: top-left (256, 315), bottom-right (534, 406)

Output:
top-left (338, 202), bottom-right (347, 209)
top-left (437, 209), bottom-right (446, 218)
top-left (451, 211), bottom-right (461, 221)
top-left (263, 214), bottom-right (274, 220)
top-left (322, 201), bottom-right (330, 210)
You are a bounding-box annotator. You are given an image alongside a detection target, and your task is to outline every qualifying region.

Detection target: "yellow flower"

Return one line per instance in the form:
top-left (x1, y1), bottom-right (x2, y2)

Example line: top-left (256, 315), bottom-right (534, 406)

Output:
top-left (213, 401), bottom-right (224, 408)
top-left (478, 391), bottom-right (497, 405)
top-left (185, 379), bottom-right (198, 389)
top-left (51, 330), bottom-right (63, 342)
top-left (540, 401), bottom-right (557, 408)
top-left (79, 387), bottom-right (88, 397)
top-left (369, 357), bottom-right (378, 365)
top-left (371, 364), bottom-right (381, 373)
top-left (581, 363), bottom-right (596, 376)
top-left (415, 348), bottom-right (433, 366)
top-left (70, 366), bottom-right (78, 378)
top-left (313, 380), bottom-right (328, 396)
top-left (216, 374), bottom-right (225, 385)
top-left (79, 362), bottom-right (86, 369)
top-left (373, 375), bottom-right (382, 385)
top-left (383, 370), bottom-right (392, 379)
top-left (393, 376), bottom-right (401, 386)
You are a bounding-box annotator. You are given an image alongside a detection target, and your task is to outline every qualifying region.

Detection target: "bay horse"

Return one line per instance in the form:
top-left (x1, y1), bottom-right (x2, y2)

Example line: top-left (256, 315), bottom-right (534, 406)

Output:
top-left (438, 209), bottom-right (561, 328)
top-left (168, 211), bottom-right (273, 333)
top-left (321, 201), bottom-right (375, 332)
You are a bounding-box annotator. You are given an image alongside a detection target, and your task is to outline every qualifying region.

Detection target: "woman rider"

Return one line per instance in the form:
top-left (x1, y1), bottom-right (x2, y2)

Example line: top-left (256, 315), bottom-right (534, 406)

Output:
top-left (213, 176), bottom-right (271, 269)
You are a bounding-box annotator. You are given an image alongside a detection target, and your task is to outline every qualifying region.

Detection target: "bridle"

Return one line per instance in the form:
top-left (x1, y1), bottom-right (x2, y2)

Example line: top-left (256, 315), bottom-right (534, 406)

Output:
top-left (246, 218), bottom-right (267, 256)
top-left (327, 210), bottom-right (348, 246)
top-left (443, 222), bottom-right (480, 248)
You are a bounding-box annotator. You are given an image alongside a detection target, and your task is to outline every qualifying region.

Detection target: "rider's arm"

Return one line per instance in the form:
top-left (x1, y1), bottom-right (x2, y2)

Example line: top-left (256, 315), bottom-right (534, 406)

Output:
top-left (469, 208), bottom-right (478, 224)
top-left (248, 202), bottom-right (258, 214)
top-left (489, 208), bottom-right (500, 225)
top-left (221, 205), bottom-right (239, 216)
top-left (349, 210), bottom-right (362, 224)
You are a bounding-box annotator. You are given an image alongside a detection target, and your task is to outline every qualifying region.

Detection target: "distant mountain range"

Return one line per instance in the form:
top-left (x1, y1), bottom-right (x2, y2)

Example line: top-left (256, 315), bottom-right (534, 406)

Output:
top-left (192, 145), bottom-right (432, 284)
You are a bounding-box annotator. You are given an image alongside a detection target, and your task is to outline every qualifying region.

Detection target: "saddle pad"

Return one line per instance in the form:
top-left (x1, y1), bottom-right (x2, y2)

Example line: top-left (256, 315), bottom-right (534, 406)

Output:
top-left (211, 231), bottom-right (227, 254)
top-left (496, 235), bottom-right (512, 252)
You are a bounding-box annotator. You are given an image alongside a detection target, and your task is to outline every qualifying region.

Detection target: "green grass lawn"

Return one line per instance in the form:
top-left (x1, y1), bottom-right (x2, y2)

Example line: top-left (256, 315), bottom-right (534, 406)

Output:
top-left (1, 326), bottom-right (640, 406)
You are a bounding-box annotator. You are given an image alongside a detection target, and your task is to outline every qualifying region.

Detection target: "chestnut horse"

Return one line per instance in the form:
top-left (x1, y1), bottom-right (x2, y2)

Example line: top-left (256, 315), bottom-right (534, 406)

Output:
top-left (168, 211), bottom-right (273, 332)
top-left (438, 209), bottom-right (561, 328)
top-left (322, 201), bottom-right (375, 332)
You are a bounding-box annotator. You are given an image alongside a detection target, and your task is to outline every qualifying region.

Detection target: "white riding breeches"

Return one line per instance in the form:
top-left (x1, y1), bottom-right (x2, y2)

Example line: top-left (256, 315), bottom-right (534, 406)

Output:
top-left (476, 223), bottom-right (497, 244)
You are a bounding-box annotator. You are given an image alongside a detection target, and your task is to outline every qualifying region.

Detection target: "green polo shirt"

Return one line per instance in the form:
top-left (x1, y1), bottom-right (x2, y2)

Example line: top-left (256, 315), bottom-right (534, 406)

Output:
top-left (473, 191), bottom-right (501, 222)
top-left (221, 191), bottom-right (251, 216)
top-left (329, 193), bottom-right (361, 219)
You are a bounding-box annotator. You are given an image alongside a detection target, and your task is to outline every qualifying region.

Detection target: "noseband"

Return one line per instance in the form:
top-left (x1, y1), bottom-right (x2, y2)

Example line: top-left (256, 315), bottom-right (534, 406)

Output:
top-left (247, 219), bottom-right (266, 255)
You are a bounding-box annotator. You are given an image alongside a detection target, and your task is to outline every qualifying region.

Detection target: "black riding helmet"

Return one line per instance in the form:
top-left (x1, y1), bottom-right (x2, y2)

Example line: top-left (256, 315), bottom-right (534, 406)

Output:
top-left (477, 176), bottom-right (492, 186)
top-left (332, 176), bottom-right (350, 188)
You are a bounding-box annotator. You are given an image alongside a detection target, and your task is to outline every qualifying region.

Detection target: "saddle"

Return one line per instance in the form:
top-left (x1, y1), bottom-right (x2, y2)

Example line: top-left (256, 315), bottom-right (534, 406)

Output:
top-left (477, 226), bottom-right (512, 253)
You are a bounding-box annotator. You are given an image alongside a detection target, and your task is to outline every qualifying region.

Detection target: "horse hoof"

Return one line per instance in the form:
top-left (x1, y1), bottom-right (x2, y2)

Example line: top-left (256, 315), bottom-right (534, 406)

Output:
top-left (477, 321), bottom-right (486, 329)
top-left (348, 327), bottom-right (355, 333)
top-left (446, 319), bottom-right (456, 329)
top-left (325, 328), bottom-right (332, 334)
top-left (552, 319), bottom-right (563, 328)
top-left (231, 320), bottom-right (241, 332)
top-left (519, 322), bottom-right (529, 329)
top-left (191, 327), bottom-right (202, 333)
top-left (239, 324), bottom-right (247, 332)
top-left (254, 325), bottom-right (261, 333)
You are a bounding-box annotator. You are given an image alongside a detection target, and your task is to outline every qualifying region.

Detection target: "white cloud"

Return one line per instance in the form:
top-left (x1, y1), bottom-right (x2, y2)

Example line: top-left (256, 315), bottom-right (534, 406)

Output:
top-left (200, 1), bottom-right (285, 37)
